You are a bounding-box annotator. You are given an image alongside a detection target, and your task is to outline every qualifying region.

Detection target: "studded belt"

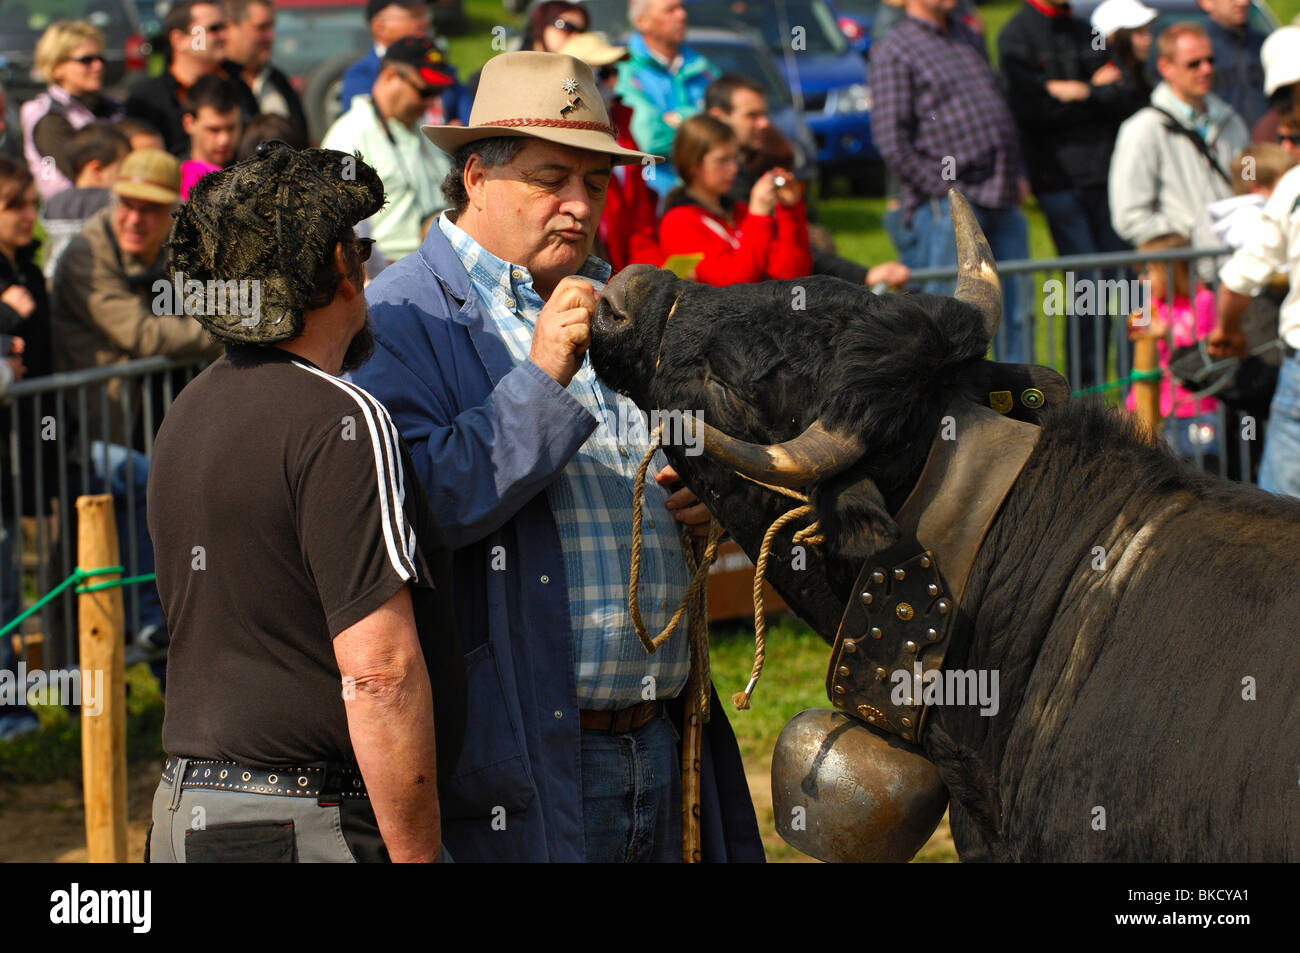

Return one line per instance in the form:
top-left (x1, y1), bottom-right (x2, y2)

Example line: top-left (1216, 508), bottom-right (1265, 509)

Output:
top-left (162, 756), bottom-right (369, 800)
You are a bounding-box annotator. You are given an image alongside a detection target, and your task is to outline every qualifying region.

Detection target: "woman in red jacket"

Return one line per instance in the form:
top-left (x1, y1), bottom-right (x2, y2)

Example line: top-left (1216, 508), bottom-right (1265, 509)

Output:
top-left (659, 114), bottom-right (811, 284)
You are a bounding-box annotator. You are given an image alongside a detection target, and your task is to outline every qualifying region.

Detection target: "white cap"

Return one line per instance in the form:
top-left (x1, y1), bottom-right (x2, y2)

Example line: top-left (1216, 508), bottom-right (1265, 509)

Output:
top-left (1090, 0), bottom-right (1157, 38)
top-left (1262, 26), bottom-right (1300, 96)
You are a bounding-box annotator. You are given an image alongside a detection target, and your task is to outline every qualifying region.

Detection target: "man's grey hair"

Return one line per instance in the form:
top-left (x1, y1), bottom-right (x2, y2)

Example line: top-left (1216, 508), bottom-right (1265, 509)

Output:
top-left (628, 0), bottom-right (655, 23)
top-left (441, 136), bottom-right (530, 215)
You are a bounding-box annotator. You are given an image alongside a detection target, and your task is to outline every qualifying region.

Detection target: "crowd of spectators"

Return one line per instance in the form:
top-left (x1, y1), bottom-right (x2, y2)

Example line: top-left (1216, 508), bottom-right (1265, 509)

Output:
top-left (1, 0), bottom-right (1299, 737)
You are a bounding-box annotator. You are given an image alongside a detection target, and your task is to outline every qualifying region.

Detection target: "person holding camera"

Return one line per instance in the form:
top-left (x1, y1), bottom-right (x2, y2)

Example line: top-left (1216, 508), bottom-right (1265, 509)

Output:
top-left (658, 114), bottom-right (811, 285)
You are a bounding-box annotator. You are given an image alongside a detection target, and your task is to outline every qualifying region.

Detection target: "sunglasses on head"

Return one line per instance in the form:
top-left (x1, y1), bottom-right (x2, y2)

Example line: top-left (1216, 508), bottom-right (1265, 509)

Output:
top-left (552, 17), bottom-right (586, 32)
top-left (68, 53), bottom-right (105, 66)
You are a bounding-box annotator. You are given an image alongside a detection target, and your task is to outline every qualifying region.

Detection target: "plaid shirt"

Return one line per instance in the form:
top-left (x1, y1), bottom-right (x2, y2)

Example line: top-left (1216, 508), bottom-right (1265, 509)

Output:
top-left (438, 214), bottom-right (691, 708)
top-left (868, 14), bottom-right (1024, 222)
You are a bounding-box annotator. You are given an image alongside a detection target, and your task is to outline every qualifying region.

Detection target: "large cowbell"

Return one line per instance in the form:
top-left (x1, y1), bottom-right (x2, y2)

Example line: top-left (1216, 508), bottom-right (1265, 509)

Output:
top-left (772, 709), bottom-right (948, 862)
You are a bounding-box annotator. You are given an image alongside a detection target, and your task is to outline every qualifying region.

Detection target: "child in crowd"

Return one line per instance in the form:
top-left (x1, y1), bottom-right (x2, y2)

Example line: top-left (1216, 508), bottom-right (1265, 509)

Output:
top-left (39, 122), bottom-right (130, 278)
top-left (1127, 234), bottom-right (1219, 460)
top-left (1208, 143), bottom-right (1298, 251)
top-left (659, 114), bottom-right (811, 285)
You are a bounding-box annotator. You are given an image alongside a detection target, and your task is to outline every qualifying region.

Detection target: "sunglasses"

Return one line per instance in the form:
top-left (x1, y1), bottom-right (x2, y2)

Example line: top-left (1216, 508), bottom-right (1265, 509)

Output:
top-left (355, 237), bottom-right (375, 263)
top-left (552, 17), bottom-right (587, 32)
top-left (399, 71), bottom-right (442, 99)
top-left (1279, 132), bottom-right (1300, 145)
top-left (68, 53), bottom-right (105, 66)
top-left (1179, 56), bottom-right (1214, 69)
top-left (198, 20), bottom-right (228, 33)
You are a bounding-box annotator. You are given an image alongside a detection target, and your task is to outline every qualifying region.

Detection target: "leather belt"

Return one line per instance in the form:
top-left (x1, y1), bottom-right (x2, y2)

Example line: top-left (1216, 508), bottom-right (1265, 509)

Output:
top-left (579, 699), bottom-right (663, 734)
top-left (162, 756), bottom-right (368, 800)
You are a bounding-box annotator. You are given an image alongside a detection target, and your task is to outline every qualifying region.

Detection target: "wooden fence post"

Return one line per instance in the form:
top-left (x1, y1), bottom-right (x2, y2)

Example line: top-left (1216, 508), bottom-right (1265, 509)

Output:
top-left (77, 494), bottom-right (127, 863)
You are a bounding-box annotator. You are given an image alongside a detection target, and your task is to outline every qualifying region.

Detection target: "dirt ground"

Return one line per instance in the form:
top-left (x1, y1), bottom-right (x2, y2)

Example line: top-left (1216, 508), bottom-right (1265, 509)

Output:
top-left (0, 755), bottom-right (953, 862)
top-left (0, 758), bottom-right (158, 862)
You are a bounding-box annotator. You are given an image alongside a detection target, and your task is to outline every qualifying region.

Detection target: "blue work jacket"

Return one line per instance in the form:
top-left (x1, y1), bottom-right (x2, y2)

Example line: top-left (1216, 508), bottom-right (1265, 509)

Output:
top-left (352, 223), bottom-right (764, 862)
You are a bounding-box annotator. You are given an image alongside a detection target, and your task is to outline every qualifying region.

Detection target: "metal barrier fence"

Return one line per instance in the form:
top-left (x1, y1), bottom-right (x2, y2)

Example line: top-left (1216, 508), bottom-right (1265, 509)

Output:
top-left (909, 244), bottom-right (1270, 483)
top-left (1, 357), bottom-right (207, 673)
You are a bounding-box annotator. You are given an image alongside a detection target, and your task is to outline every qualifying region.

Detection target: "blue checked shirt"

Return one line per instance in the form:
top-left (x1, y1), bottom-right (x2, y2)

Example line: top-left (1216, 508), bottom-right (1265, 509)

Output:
top-left (439, 213), bottom-right (691, 708)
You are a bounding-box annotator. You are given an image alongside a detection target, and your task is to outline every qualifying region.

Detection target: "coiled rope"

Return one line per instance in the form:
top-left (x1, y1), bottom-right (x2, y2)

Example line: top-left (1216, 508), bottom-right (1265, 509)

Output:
top-left (628, 429), bottom-right (823, 712)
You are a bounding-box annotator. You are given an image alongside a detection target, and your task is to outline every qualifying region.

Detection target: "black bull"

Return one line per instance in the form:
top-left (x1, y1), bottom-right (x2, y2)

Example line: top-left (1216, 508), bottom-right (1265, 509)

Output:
top-left (588, 201), bottom-right (1300, 862)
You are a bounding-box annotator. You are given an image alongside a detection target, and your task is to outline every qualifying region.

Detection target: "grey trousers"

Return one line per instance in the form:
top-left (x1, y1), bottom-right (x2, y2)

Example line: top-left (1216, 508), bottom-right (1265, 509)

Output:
top-left (148, 759), bottom-right (453, 862)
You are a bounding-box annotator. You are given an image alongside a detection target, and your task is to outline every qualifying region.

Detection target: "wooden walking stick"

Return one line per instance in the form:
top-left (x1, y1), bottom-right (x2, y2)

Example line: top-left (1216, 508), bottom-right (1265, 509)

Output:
top-left (679, 529), bottom-right (712, 864)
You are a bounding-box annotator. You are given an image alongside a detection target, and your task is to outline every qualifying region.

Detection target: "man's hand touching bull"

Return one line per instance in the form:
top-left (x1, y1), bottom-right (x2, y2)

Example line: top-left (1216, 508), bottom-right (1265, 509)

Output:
top-left (531, 276), bottom-right (598, 386)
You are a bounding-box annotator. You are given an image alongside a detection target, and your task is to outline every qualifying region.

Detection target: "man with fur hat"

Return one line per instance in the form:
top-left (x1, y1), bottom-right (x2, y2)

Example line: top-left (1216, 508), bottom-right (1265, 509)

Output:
top-left (145, 143), bottom-right (465, 862)
top-left (352, 51), bottom-right (762, 862)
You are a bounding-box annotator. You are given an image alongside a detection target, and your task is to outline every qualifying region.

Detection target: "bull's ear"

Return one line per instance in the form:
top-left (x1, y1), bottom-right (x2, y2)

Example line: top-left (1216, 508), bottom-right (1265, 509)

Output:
top-left (813, 475), bottom-right (900, 560)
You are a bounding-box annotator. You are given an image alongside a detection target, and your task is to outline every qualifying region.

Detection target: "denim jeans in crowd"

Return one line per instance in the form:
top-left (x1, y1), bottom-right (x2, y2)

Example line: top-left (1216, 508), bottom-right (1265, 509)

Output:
top-left (1259, 352), bottom-right (1300, 497)
top-left (580, 712), bottom-right (682, 863)
top-left (1036, 187), bottom-right (1131, 387)
top-left (0, 523), bottom-right (38, 737)
top-left (85, 441), bottom-right (163, 638)
top-left (897, 196), bottom-right (1034, 365)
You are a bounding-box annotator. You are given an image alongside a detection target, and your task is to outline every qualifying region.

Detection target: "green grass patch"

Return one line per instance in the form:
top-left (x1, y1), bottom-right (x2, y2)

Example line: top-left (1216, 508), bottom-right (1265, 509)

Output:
top-left (0, 663), bottom-right (164, 784)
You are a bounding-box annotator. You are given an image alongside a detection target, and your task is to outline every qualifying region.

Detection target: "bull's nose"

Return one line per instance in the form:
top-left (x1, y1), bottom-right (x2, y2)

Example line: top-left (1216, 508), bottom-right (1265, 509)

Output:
top-left (600, 263), bottom-right (660, 320)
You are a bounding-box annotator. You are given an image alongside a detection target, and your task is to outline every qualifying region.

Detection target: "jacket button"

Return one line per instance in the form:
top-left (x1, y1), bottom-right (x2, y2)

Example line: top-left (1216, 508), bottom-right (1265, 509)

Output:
top-left (553, 710), bottom-right (563, 719)
top-left (540, 574), bottom-right (549, 584)
top-left (512, 269), bottom-right (523, 279)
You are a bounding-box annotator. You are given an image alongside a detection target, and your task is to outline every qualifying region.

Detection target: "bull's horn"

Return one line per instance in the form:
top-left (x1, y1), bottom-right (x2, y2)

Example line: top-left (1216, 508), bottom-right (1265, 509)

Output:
top-left (949, 189), bottom-right (1002, 337)
top-left (689, 417), bottom-right (865, 488)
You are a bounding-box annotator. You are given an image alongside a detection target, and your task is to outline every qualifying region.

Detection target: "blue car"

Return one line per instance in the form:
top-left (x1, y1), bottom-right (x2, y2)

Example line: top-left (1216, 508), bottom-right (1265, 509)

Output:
top-left (683, 0), bottom-right (879, 175)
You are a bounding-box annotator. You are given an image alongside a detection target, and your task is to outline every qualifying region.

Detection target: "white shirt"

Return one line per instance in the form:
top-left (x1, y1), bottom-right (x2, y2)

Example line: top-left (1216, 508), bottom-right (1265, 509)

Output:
top-left (320, 95), bottom-right (451, 261)
top-left (1219, 164), bottom-right (1300, 349)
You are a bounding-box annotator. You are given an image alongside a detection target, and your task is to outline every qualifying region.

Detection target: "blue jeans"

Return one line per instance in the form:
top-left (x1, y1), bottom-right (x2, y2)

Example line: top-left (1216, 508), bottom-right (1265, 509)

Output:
top-left (85, 441), bottom-right (163, 637)
top-left (1259, 353), bottom-right (1300, 497)
top-left (580, 712), bottom-right (682, 862)
top-left (1036, 187), bottom-right (1130, 387)
top-left (903, 196), bottom-right (1034, 364)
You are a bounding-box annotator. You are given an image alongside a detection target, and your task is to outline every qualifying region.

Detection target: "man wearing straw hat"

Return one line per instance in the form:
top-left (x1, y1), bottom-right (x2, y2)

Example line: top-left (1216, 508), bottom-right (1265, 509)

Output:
top-left (353, 51), bottom-right (762, 863)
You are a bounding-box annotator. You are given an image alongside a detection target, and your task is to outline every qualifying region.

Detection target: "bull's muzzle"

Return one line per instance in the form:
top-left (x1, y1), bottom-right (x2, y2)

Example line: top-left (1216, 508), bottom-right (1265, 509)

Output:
top-left (598, 263), bottom-right (660, 326)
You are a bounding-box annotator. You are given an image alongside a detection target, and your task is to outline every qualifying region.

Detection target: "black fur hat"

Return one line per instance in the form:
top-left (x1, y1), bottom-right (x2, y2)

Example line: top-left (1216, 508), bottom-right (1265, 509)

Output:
top-left (167, 141), bottom-right (385, 344)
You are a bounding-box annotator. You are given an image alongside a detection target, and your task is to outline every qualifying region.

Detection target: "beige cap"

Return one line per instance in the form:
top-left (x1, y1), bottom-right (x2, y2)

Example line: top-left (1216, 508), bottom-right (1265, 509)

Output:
top-left (422, 51), bottom-right (659, 165)
top-left (112, 149), bottom-right (181, 205)
top-left (560, 31), bottom-right (629, 68)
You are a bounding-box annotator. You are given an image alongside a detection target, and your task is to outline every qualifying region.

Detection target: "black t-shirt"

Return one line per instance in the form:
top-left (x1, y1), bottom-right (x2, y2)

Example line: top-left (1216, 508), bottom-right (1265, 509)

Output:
top-left (148, 347), bottom-right (465, 774)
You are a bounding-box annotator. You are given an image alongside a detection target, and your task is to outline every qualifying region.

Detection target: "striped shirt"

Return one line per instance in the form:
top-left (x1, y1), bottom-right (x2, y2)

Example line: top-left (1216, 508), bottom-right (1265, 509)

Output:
top-left (439, 213), bottom-right (691, 707)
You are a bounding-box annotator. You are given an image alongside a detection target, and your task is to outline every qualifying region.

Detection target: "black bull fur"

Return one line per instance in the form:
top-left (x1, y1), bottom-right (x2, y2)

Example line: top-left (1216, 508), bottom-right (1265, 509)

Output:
top-left (590, 268), bottom-right (1300, 861)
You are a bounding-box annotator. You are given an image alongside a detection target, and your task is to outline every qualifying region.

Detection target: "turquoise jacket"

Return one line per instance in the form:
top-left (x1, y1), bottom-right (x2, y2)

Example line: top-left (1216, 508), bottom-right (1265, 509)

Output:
top-left (614, 33), bottom-right (718, 197)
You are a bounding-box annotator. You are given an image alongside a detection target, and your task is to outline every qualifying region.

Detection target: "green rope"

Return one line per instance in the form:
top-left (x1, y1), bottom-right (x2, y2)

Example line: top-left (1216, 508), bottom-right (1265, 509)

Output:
top-left (1072, 367), bottom-right (1164, 397)
top-left (0, 565), bottom-right (156, 639)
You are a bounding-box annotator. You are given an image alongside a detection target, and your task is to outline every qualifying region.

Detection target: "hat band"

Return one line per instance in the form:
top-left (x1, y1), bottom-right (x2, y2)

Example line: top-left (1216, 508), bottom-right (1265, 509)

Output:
top-left (481, 117), bottom-right (617, 137)
top-left (117, 175), bottom-right (176, 192)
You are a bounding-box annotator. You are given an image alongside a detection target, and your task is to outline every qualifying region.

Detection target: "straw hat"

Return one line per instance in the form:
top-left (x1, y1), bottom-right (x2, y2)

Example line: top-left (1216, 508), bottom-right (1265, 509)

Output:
top-left (112, 149), bottom-right (181, 205)
top-left (560, 31), bottom-right (629, 68)
top-left (422, 51), bottom-right (659, 165)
